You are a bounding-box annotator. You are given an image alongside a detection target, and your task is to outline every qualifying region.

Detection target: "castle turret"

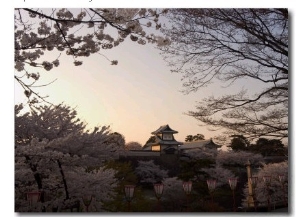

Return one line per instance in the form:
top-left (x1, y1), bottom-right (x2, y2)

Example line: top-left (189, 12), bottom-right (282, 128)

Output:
top-left (144, 124), bottom-right (182, 154)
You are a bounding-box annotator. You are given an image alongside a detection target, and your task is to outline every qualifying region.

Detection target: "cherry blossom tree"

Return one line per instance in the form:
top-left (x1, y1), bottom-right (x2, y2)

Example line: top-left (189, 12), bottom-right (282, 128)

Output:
top-left (101, 161), bottom-right (139, 212)
top-left (179, 147), bottom-right (218, 182)
top-left (201, 165), bottom-right (236, 187)
top-left (15, 103), bottom-right (123, 212)
top-left (241, 161), bottom-right (288, 208)
top-left (180, 148), bottom-right (237, 190)
top-left (125, 141), bottom-right (143, 150)
top-left (162, 177), bottom-right (186, 211)
top-left (15, 103), bottom-right (85, 145)
top-left (15, 8), bottom-right (170, 104)
top-left (135, 160), bottom-right (168, 184)
top-left (103, 132), bottom-right (126, 154)
top-left (216, 150), bottom-right (264, 168)
top-left (183, 147), bottom-right (218, 160)
top-left (160, 9), bottom-right (288, 140)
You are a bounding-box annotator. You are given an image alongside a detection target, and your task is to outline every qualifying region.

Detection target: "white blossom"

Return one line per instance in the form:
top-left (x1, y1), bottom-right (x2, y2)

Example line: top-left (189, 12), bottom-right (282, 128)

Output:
top-left (42, 61), bottom-right (53, 71)
top-left (15, 61), bottom-right (25, 71)
top-left (77, 11), bottom-right (86, 20)
top-left (155, 36), bottom-right (171, 47)
top-left (52, 59), bottom-right (59, 67)
top-left (138, 9), bottom-right (147, 17)
top-left (216, 150), bottom-right (264, 167)
top-left (201, 165), bottom-right (236, 187)
top-left (38, 21), bottom-right (51, 35)
top-left (111, 60), bottom-right (118, 65)
top-left (73, 60), bottom-right (83, 66)
top-left (162, 177), bottom-right (186, 205)
top-left (135, 160), bottom-right (169, 184)
top-left (15, 103), bottom-right (122, 212)
top-left (241, 161), bottom-right (288, 208)
top-left (183, 147), bottom-right (218, 160)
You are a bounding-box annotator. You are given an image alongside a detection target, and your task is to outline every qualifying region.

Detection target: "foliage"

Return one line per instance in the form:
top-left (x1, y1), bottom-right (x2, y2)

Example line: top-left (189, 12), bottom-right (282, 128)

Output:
top-left (179, 148), bottom-right (235, 193)
top-left (182, 147), bottom-right (218, 160)
top-left (101, 160), bottom-right (138, 211)
top-left (241, 161), bottom-right (288, 208)
top-left (103, 160), bottom-right (138, 185)
top-left (249, 138), bottom-right (288, 156)
top-left (15, 103), bottom-right (122, 212)
top-left (228, 135), bottom-right (288, 157)
top-left (15, 8), bottom-right (170, 104)
top-left (201, 165), bottom-right (236, 187)
top-left (135, 160), bottom-right (169, 184)
top-left (161, 177), bottom-right (186, 211)
top-left (178, 148), bottom-right (217, 181)
top-left (102, 186), bottom-right (155, 212)
top-left (104, 132), bottom-right (126, 153)
top-left (229, 135), bottom-right (250, 151)
top-left (125, 141), bottom-right (143, 150)
top-left (161, 9), bottom-right (288, 140)
top-left (15, 103), bottom-right (86, 145)
top-left (102, 160), bottom-right (158, 212)
top-left (216, 150), bottom-right (264, 168)
top-left (185, 134), bottom-right (205, 142)
top-left (128, 187), bottom-right (156, 212)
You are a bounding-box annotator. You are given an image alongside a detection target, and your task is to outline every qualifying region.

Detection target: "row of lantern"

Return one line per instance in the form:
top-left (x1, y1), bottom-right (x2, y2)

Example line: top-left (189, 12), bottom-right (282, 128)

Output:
top-left (123, 174), bottom-right (287, 212)
top-left (123, 178), bottom-right (234, 212)
top-left (26, 174), bottom-right (286, 211)
top-left (24, 178), bottom-right (237, 211)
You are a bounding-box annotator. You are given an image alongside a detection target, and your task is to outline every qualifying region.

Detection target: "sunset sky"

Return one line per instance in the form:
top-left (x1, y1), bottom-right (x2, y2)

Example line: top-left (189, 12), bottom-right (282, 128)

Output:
top-left (14, 31), bottom-right (226, 144)
top-left (13, 4), bottom-right (292, 146)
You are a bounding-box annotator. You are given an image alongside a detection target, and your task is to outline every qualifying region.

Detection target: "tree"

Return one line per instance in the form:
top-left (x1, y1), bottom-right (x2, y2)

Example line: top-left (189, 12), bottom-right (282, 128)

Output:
top-left (216, 150), bottom-right (264, 168)
top-left (135, 160), bottom-right (168, 184)
top-left (179, 148), bottom-right (217, 182)
top-left (125, 141), bottom-right (143, 150)
top-left (229, 135), bottom-right (250, 151)
top-left (160, 9), bottom-right (288, 140)
top-left (104, 132), bottom-right (126, 153)
top-left (145, 135), bottom-right (156, 145)
top-left (15, 103), bottom-right (85, 145)
top-left (201, 165), bottom-right (236, 187)
top-left (182, 147), bottom-right (218, 161)
top-left (249, 138), bottom-right (288, 156)
top-left (185, 134), bottom-right (205, 142)
top-left (185, 135), bottom-right (193, 142)
top-left (241, 161), bottom-right (288, 208)
top-left (102, 161), bottom-right (138, 211)
top-left (15, 8), bottom-right (169, 104)
top-left (162, 177), bottom-right (186, 211)
top-left (15, 103), bottom-right (123, 212)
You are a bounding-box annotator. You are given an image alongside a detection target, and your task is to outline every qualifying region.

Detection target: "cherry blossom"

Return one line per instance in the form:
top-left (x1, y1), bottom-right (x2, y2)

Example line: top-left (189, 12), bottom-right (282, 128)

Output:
top-left (135, 160), bottom-right (168, 184)
top-left (14, 8), bottom-right (170, 104)
top-left (15, 103), bottom-right (123, 212)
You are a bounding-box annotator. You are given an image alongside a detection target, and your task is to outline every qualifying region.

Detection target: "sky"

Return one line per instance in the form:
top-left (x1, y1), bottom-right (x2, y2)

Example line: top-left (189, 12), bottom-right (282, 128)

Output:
top-left (13, 7), bottom-right (273, 146)
top-left (4, 1), bottom-right (300, 216)
top-left (14, 32), bottom-right (212, 145)
top-left (14, 35), bottom-right (239, 145)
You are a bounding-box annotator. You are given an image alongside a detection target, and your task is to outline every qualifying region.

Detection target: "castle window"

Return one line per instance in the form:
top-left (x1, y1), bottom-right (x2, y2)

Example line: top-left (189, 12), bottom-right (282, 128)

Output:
top-left (152, 145), bottom-right (161, 151)
top-left (163, 133), bottom-right (173, 140)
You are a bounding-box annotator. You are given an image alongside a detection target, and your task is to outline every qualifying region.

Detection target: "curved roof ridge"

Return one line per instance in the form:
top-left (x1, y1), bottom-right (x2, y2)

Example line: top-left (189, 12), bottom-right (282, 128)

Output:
top-left (151, 124), bottom-right (178, 134)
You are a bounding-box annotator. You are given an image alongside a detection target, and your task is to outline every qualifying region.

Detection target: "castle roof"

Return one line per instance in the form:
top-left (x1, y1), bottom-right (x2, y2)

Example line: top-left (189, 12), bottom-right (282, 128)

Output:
top-left (179, 139), bottom-right (221, 150)
top-left (151, 124), bottom-right (178, 135)
top-left (142, 136), bottom-right (183, 150)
